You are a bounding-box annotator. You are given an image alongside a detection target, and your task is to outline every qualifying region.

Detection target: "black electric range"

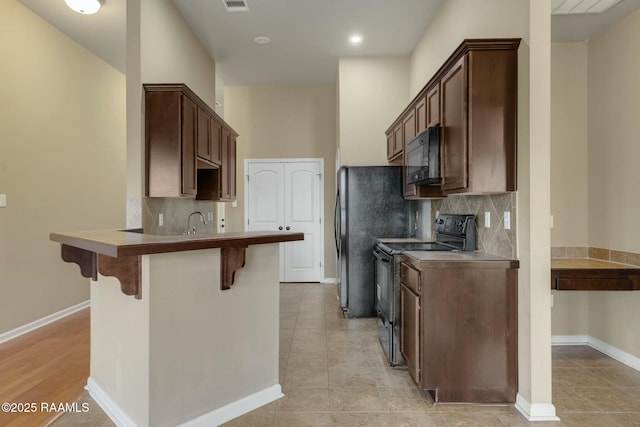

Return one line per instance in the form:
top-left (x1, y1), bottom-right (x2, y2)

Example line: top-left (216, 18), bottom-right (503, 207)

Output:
top-left (374, 214), bottom-right (476, 366)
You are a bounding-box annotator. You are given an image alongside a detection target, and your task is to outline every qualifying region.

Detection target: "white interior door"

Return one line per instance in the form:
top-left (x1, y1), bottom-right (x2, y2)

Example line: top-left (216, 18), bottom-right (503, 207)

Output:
top-left (282, 162), bottom-right (322, 282)
top-left (247, 163), bottom-right (283, 232)
top-left (246, 159), bottom-right (323, 282)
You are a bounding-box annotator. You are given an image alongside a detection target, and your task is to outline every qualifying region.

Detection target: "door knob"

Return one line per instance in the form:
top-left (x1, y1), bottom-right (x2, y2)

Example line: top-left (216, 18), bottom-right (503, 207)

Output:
top-left (278, 226), bottom-right (283, 230)
top-left (285, 226), bottom-right (290, 231)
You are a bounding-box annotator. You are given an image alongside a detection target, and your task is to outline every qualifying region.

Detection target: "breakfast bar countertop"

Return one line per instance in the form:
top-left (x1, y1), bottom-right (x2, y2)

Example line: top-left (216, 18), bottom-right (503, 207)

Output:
top-left (50, 229), bottom-right (304, 258)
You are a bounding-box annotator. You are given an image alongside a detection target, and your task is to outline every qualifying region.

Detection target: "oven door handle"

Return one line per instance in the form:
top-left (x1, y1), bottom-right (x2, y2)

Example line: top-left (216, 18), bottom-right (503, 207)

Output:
top-left (373, 249), bottom-right (391, 263)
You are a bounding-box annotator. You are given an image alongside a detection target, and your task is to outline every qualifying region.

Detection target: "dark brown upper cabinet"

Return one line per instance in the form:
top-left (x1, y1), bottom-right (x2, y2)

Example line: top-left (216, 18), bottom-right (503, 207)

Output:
top-left (415, 96), bottom-right (427, 134)
top-left (386, 38), bottom-right (520, 197)
top-left (145, 83), bottom-right (238, 201)
top-left (426, 83), bottom-right (440, 127)
top-left (197, 107), bottom-right (222, 166)
top-left (441, 56), bottom-right (468, 193)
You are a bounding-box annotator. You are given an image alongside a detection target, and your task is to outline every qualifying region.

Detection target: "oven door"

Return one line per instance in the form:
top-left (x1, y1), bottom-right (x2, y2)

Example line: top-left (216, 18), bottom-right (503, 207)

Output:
top-left (373, 246), bottom-right (392, 321)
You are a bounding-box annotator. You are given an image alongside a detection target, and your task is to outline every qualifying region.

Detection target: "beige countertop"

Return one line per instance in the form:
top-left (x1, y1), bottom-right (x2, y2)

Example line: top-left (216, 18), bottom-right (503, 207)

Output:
top-left (50, 229), bottom-right (304, 258)
top-left (404, 250), bottom-right (516, 262)
top-left (551, 258), bottom-right (640, 270)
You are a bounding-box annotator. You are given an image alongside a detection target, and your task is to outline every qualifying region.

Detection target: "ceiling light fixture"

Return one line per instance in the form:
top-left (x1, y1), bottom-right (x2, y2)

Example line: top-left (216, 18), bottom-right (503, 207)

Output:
top-left (551, 0), bottom-right (621, 14)
top-left (254, 36), bottom-right (271, 45)
top-left (349, 34), bottom-right (363, 45)
top-left (65, 0), bottom-right (104, 15)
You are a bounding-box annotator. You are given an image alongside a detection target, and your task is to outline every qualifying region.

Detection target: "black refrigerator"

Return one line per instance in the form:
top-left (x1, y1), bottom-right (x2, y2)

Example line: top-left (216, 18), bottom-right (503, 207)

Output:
top-left (334, 166), bottom-right (409, 318)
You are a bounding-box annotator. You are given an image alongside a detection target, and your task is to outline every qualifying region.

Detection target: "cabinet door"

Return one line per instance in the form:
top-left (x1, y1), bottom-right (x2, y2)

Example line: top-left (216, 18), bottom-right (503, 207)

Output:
top-left (403, 110), bottom-right (416, 144)
top-left (416, 97), bottom-right (427, 134)
top-left (197, 108), bottom-right (211, 161)
top-left (386, 131), bottom-right (395, 160)
top-left (181, 96), bottom-right (197, 196)
top-left (220, 129), bottom-right (230, 200)
top-left (441, 55), bottom-right (468, 193)
top-left (400, 282), bottom-right (421, 385)
top-left (228, 135), bottom-right (237, 200)
top-left (426, 84), bottom-right (440, 127)
top-left (210, 119), bottom-right (222, 165)
top-left (402, 109), bottom-right (417, 198)
top-left (393, 123), bottom-right (403, 157)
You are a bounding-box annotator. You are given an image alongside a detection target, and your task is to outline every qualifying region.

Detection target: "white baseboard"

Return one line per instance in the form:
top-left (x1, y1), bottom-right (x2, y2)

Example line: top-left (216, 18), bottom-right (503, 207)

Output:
top-left (321, 277), bottom-right (337, 284)
top-left (86, 378), bottom-right (137, 427)
top-left (88, 378), bottom-right (283, 427)
top-left (550, 335), bottom-right (588, 345)
top-left (0, 300), bottom-right (90, 345)
top-left (552, 334), bottom-right (640, 372)
top-left (178, 384), bottom-right (283, 427)
top-left (515, 393), bottom-right (559, 422)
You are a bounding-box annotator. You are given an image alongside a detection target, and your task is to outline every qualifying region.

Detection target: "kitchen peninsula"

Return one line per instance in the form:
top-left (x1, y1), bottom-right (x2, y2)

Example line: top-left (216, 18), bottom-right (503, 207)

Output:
top-left (50, 229), bottom-right (303, 427)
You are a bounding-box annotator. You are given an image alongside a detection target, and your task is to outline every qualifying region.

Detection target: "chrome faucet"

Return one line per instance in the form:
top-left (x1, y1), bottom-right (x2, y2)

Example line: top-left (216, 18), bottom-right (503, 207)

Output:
top-left (186, 211), bottom-right (207, 235)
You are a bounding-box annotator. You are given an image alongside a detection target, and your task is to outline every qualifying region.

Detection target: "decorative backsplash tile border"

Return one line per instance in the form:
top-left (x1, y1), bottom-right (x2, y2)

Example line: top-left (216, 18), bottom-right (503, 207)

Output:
top-left (551, 246), bottom-right (640, 267)
top-left (431, 193), bottom-right (517, 259)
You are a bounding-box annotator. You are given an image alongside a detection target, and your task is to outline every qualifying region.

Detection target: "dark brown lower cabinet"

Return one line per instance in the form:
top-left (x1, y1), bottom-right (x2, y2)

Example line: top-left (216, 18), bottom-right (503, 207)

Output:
top-left (400, 282), bottom-right (421, 384)
top-left (401, 255), bottom-right (519, 404)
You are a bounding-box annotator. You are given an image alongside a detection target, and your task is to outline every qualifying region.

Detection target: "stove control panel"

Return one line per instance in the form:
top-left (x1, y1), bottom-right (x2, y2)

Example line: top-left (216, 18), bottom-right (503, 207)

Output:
top-left (435, 214), bottom-right (474, 235)
top-left (434, 214), bottom-right (476, 251)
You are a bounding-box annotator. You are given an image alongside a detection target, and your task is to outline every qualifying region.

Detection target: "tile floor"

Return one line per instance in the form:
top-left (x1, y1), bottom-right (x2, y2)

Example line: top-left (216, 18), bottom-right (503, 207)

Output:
top-left (49, 283), bottom-right (640, 426)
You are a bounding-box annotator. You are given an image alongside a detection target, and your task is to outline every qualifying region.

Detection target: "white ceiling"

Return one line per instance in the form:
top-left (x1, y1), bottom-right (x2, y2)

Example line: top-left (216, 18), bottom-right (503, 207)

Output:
top-left (19, 0), bottom-right (126, 73)
top-left (16, 0), bottom-right (640, 85)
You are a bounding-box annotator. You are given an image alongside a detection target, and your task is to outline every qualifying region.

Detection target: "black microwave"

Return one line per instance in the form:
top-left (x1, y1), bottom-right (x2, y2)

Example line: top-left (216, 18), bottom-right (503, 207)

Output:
top-left (406, 125), bottom-right (441, 185)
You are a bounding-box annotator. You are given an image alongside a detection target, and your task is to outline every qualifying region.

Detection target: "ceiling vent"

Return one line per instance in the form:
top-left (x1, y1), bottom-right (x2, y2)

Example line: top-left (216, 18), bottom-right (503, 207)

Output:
top-left (551, 0), bottom-right (621, 15)
top-left (223, 0), bottom-right (249, 12)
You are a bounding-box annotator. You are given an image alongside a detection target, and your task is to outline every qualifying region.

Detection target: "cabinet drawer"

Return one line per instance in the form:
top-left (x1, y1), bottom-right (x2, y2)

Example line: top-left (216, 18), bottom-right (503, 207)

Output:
top-left (400, 262), bottom-right (421, 294)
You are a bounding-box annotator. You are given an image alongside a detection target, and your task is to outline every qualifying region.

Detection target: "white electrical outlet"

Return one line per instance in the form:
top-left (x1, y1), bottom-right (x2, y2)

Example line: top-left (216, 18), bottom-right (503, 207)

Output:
top-left (0, 194), bottom-right (6, 208)
top-left (504, 211), bottom-right (511, 230)
top-left (232, 200), bottom-right (238, 208)
top-left (484, 211), bottom-right (491, 228)
top-left (159, 213), bottom-right (164, 227)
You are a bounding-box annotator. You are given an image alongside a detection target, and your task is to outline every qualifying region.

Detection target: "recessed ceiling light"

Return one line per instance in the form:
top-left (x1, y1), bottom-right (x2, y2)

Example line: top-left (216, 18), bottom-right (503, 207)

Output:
top-left (254, 36), bottom-right (271, 45)
top-left (65, 0), bottom-right (104, 15)
top-left (349, 34), bottom-right (363, 45)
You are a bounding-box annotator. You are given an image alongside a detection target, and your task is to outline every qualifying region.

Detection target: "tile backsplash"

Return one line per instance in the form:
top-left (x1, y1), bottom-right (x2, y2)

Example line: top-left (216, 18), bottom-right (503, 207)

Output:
top-left (143, 198), bottom-right (217, 235)
top-left (431, 193), bottom-right (517, 259)
top-left (552, 246), bottom-right (640, 267)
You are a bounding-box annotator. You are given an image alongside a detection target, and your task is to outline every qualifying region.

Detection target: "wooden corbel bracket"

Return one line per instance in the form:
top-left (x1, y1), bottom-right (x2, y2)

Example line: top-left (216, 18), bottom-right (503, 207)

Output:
top-left (61, 244), bottom-right (97, 280)
top-left (98, 254), bottom-right (142, 299)
top-left (221, 247), bottom-right (247, 290)
top-left (61, 244), bottom-right (249, 295)
top-left (59, 244), bottom-right (142, 299)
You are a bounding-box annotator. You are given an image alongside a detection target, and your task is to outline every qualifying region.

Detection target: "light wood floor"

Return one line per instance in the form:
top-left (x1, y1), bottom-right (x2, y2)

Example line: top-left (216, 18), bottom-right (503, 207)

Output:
top-left (0, 308), bottom-right (89, 427)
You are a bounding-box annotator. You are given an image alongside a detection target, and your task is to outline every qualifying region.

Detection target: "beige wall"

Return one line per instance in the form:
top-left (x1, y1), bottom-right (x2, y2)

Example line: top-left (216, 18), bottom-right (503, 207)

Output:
top-left (549, 43), bottom-right (590, 337)
top-left (550, 11), bottom-right (640, 359)
top-left (585, 9), bottom-right (640, 357)
top-left (409, 0), bottom-right (528, 95)
top-left (224, 86), bottom-right (337, 277)
top-left (588, 9), bottom-right (640, 253)
top-left (0, 1), bottom-right (126, 334)
top-left (550, 43), bottom-right (589, 247)
top-left (409, 0), bottom-right (554, 411)
top-left (128, 0), bottom-right (218, 229)
top-left (91, 246), bottom-right (280, 426)
top-left (337, 57), bottom-right (409, 166)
